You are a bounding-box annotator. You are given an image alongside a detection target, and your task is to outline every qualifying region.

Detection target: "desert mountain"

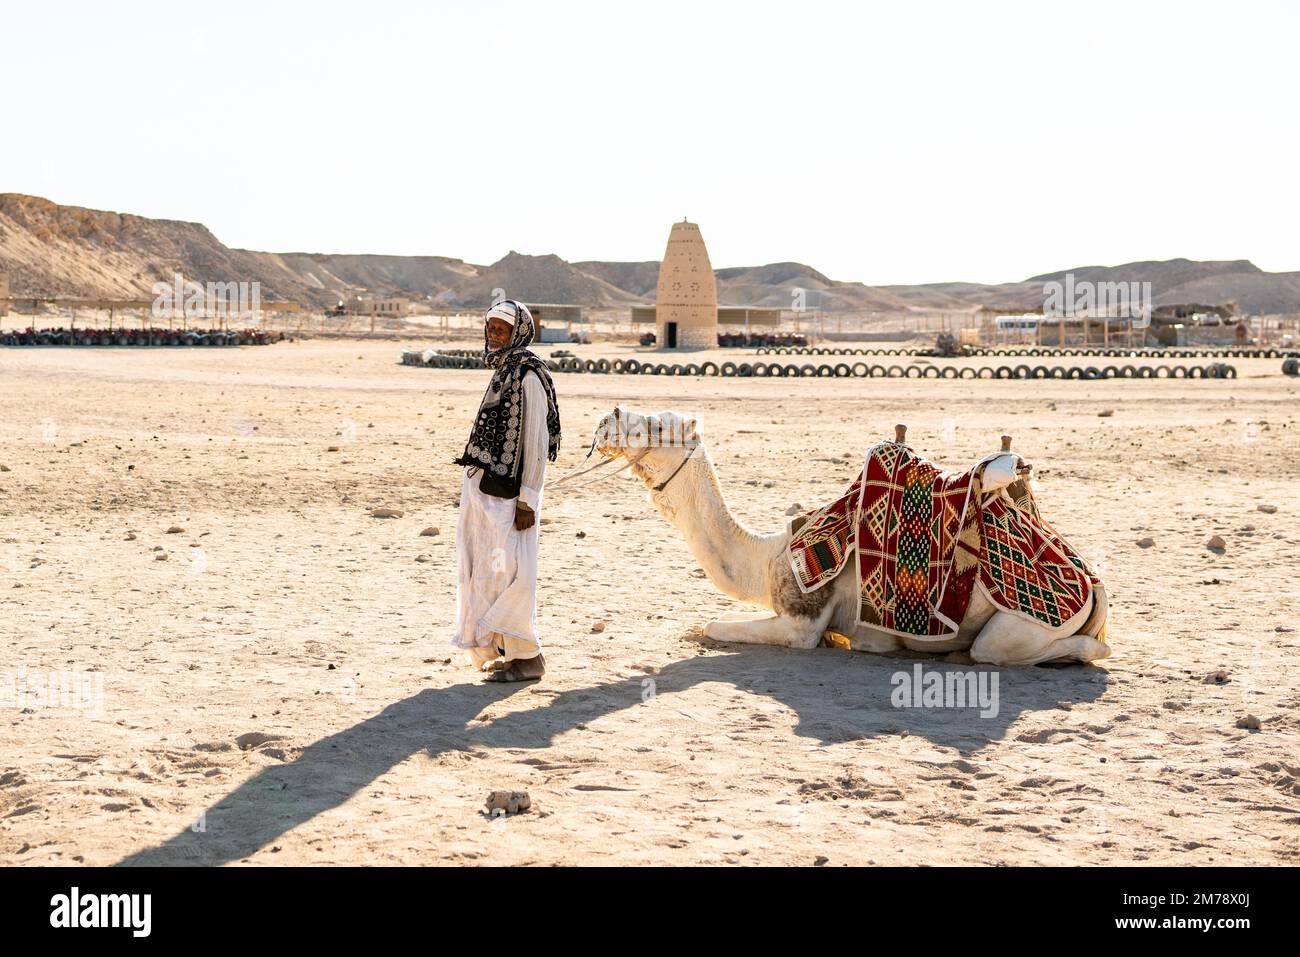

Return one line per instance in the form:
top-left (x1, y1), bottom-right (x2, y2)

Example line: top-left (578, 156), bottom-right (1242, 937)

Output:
top-left (4, 194), bottom-right (1299, 315)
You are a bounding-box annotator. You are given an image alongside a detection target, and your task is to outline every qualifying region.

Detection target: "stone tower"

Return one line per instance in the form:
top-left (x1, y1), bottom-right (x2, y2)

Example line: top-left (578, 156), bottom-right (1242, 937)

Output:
top-left (655, 219), bottom-right (717, 350)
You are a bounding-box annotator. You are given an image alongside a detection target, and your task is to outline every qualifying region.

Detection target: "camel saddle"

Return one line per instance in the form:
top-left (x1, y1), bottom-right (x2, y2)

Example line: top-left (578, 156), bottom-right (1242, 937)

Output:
top-left (786, 441), bottom-right (1100, 639)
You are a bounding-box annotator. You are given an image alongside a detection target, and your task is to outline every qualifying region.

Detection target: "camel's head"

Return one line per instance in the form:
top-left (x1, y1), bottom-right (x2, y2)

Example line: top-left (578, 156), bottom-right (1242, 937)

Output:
top-left (593, 407), bottom-right (701, 493)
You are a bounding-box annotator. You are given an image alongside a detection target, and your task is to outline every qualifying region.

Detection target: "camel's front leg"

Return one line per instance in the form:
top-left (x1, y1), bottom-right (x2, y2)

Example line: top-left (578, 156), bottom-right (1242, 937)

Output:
top-left (704, 610), bottom-right (823, 649)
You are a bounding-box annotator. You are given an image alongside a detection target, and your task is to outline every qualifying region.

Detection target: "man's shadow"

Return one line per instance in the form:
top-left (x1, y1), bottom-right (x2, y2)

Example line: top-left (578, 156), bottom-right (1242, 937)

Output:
top-left (118, 644), bottom-right (1108, 865)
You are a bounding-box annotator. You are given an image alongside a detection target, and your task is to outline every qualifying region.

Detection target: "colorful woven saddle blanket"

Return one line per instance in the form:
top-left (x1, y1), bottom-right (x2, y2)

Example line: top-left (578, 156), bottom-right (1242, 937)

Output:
top-left (786, 442), bottom-right (1099, 639)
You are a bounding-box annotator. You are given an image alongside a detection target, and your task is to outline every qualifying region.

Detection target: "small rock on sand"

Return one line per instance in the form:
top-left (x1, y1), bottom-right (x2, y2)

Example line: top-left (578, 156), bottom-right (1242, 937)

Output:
top-left (419, 526), bottom-right (440, 537)
top-left (1257, 504), bottom-right (1277, 514)
top-left (415, 554), bottom-right (433, 563)
top-left (165, 525), bottom-right (185, 534)
top-left (154, 552), bottom-right (168, 561)
top-left (370, 508), bottom-right (403, 519)
top-left (327, 446), bottom-right (340, 452)
top-left (591, 621), bottom-right (607, 633)
top-left (785, 503), bottom-right (804, 516)
top-left (0, 464), bottom-right (10, 472)
top-left (1136, 537), bottom-right (1155, 548)
top-left (485, 790), bottom-right (531, 815)
top-left (1098, 409), bottom-right (1115, 417)
top-left (1206, 535), bottom-right (1227, 551)
top-left (1235, 714), bottom-right (1261, 731)
top-left (236, 731), bottom-right (286, 751)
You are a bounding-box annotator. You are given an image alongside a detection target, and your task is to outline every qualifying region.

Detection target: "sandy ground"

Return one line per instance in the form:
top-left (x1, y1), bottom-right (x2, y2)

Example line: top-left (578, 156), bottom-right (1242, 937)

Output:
top-left (1, 338), bottom-right (1297, 866)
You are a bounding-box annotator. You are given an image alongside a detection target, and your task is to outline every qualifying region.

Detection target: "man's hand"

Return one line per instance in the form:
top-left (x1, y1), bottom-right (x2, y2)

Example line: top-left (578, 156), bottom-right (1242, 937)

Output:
top-left (513, 502), bottom-right (536, 531)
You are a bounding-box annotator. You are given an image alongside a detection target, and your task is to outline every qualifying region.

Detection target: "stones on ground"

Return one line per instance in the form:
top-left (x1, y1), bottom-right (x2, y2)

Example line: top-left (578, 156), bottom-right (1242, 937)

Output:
top-left (415, 554), bottom-right (433, 563)
top-left (1136, 536), bottom-right (1155, 548)
top-left (327, 445), bottom-right (340, 452)
top-left (591, 620), bottom-right (607, 634)
top-left (1257, 504), bottom-right (1277, 514)
top-left (419, 526), bottom-right (440, 537)
top-left (370, 507), bottom-right (403, 519)
top-left (165, 525), bottom-right (185, 534)
top-left (785, 502), bottom-right (804, 516)
top-left (1235, 714), bottom-right (1261, 731)
top-left (125, 531), bottom-right (136, 541)
top-left (1205, 535), bottom-right (1227, 552)
top-left (236, 731), bottom-right (286, 751)
top-left (575, 530), bottom-right (586, 539)
top-left (1205, 669), bottom-right (1229, 684)
top-left (154, 552), bottom-right (168, 561)
top-left (1098, 409), bottom-right (1115, 417)
top-left (485, 790), bottom-right (531, 816)
top-left (0, 464), bottom-right (9, 472)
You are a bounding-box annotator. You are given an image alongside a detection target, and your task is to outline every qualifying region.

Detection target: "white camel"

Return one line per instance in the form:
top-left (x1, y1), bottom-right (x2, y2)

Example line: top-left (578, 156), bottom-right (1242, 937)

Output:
top-left (591, 408), bottom-right (1110, 667)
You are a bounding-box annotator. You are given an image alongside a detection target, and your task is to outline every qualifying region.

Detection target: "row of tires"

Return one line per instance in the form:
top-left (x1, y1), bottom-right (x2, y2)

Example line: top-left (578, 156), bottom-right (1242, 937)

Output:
top-left (403, 351), bottom-right (1238, 380)
top-left (755, 345), bottom-right (1298, 359)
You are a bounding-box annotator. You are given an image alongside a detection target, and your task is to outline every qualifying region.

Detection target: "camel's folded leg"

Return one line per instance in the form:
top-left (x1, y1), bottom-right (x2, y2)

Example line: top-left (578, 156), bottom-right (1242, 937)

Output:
top-left (969, 602), bottom-right (1109, 666)
top-left (704, 611), bottom-right (823, 649)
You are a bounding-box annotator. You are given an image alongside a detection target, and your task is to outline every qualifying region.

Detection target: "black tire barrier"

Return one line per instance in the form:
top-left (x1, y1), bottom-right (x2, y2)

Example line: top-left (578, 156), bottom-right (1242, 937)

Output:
top-left (2, 328), bottom-right (284, 347)
top-left (1284, 358), bottom-right (1298, 376)
top-left (400, 350), bottom-right (1242, 382)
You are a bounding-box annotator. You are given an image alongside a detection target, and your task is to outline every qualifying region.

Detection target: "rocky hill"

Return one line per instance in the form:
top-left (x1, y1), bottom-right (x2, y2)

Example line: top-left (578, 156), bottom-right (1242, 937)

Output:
top-left (4, 193), bottom-right (1300, 315)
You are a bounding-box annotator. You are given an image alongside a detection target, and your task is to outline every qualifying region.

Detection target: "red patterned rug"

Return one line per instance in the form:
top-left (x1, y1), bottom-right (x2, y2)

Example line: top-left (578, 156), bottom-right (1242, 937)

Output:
top-left (787, 441), bottom-right (1099, 639)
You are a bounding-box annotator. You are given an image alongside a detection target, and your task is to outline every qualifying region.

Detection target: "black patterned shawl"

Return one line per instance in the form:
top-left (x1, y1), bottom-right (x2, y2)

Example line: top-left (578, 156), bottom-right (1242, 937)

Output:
top-left (453, 300), bottom-right (561, 497)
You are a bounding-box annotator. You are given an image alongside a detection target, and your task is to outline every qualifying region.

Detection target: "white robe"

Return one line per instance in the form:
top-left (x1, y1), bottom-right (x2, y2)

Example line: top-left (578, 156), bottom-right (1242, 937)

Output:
top-left (452, 371), bottom-right (549, 667)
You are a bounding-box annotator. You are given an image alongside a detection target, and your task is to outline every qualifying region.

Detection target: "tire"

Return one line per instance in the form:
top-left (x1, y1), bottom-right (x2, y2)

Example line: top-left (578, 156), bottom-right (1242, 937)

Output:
top-left (721, 362), bottom-right (737, 377)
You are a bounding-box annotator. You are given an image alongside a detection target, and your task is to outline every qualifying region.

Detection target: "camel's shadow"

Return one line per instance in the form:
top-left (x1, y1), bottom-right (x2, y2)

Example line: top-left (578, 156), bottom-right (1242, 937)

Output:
top-left (117, 644), bottom-right (1108, 865)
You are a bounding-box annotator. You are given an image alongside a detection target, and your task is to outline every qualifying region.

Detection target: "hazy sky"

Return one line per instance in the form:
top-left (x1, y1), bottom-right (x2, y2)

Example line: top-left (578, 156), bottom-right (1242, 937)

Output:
top-left (6, 1), bottom-right (1297, 285)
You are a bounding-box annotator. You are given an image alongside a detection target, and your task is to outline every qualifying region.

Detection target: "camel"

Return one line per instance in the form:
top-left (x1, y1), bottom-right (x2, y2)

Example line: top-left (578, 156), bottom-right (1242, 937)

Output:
top-left (590, 408), bottom-right (1110, 667)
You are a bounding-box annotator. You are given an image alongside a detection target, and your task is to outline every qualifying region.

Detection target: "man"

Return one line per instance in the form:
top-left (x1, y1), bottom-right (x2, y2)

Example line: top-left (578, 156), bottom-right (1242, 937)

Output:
top-left (452, 300), bottom-right (561, 682)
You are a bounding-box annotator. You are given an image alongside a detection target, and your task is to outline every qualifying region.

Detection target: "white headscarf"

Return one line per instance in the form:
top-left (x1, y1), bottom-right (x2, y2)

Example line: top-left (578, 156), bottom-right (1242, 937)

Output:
top-left (487, 299), bottom-right (532, 328)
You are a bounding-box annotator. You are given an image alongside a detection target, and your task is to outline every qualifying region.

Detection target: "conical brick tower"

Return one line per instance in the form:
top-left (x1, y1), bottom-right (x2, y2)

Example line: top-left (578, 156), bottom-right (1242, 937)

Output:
top-left (655, 219), bottom-right (717, 350)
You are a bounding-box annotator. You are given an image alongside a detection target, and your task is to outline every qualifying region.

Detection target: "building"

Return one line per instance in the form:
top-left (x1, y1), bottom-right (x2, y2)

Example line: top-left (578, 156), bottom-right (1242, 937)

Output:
top-left (654, 219), bottom-right (717, 349)
top-left (529, 303), bottom-right (585, 343)
top-left (344, 296), bottom-right (410, 318)
top-left (632, 305), bottom-right (782, 329)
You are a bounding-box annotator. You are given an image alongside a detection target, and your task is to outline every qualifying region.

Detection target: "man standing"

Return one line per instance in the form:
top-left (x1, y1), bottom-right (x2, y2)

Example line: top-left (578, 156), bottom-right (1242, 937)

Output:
top-left (452, 300), bottom-right (561, 682)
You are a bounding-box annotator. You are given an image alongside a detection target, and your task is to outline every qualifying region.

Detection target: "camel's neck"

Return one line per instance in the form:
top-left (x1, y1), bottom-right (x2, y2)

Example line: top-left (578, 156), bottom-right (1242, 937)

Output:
top-left (637, 445), bottom-right (783, 607)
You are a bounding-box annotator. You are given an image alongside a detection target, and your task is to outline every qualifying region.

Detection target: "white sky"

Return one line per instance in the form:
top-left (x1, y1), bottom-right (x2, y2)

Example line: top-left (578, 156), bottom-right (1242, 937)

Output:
top-left (6, 0), bottom-right (1298, 285)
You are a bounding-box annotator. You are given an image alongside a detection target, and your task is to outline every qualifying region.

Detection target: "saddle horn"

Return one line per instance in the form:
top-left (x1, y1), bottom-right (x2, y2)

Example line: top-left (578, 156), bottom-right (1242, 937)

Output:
top-left (1001, 434), bottom-right (1012, 452)
top-left (895, 423), bottom-right (907, 444)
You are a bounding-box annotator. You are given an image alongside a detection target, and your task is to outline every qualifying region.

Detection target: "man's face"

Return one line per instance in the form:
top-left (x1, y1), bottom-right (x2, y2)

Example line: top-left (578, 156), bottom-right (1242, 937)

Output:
top-left (486, 316), bottom-right (513, 351)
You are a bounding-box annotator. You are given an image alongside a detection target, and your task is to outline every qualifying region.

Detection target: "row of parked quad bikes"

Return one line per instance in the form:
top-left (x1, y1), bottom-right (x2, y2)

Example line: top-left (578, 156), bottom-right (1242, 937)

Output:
top-left (1, 328), bottom-right (285, 346)
top-left (404, 349), bottom-right (1297, 379)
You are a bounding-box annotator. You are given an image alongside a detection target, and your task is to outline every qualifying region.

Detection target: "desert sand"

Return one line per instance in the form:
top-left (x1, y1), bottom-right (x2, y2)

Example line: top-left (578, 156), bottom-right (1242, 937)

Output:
top-left (1, 339), bottom-right (1297, 866)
